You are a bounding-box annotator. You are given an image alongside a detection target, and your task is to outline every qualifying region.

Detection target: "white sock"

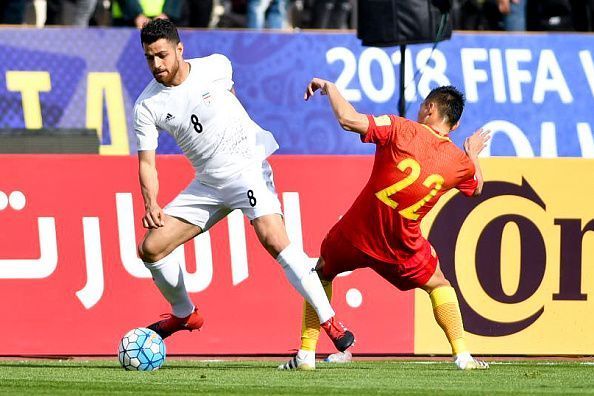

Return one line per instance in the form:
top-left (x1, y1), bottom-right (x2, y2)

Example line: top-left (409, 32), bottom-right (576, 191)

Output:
top-left (144, 253), bottom-right (194, 318)
top-left (297, 349), bottom-right (315, 362)
top-left (454, 352), bottom-right (472, 362)
top-left (276, 243), bottom-right (335, 323)
top-left (454, 352), bottom-right (473, 368)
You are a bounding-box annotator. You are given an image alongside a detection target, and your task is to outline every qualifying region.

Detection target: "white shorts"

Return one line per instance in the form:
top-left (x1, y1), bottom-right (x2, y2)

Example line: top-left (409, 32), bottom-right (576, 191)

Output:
top-left (164, 160), bottom-right (282, 230)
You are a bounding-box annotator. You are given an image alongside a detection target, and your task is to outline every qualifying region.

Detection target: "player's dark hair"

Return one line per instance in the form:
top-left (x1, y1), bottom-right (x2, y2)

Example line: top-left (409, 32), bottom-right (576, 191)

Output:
top-left (140, 18), bottom-right (180, 45)
top-left (425, 86), bottom-right (465, 127)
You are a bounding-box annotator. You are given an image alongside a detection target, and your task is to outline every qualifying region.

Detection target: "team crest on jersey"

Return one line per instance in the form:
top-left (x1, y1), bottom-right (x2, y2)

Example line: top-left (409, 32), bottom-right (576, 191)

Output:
top-left (202, 91), bottom-right (213, 106)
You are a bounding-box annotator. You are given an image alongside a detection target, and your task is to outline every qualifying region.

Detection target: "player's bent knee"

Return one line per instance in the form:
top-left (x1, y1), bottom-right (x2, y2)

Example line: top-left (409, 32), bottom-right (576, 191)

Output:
top-left (138, 239), bottom-right (168, 263)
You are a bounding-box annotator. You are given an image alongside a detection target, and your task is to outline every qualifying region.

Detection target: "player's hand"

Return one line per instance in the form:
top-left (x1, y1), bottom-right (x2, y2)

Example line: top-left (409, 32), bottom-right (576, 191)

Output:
top-left (304, 78), bottom-right (330, 101)
top-left (464, 128), bottom-right (491, 159)
top-left (142, 204), bottom-right (165, 229)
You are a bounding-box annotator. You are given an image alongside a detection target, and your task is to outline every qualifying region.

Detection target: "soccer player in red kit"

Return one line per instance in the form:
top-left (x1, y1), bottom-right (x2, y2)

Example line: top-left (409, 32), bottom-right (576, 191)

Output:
top-left (279, 78), bottom-right (491, 371)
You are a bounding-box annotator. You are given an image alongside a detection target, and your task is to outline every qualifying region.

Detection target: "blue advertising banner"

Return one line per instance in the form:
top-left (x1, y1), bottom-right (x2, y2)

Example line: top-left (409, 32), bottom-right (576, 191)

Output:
top-left (0, 28), bottom-right (592, 156)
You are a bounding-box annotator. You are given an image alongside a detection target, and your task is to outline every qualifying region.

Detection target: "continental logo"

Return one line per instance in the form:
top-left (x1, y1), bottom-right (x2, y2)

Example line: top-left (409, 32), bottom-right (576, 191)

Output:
top-left (415, 158), bottom-right (594, 354)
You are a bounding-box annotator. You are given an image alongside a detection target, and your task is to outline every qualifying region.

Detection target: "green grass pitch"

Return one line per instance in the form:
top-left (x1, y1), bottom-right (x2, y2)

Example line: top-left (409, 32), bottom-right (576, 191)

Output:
top-left (1, 359), bottom-right (594, 395)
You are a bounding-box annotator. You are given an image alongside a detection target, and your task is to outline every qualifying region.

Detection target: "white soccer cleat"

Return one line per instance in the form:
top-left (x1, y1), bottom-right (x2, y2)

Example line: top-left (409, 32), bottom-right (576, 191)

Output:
top-left (324, 350), bottom-right (352, 363)
top-left (278, 350), bottom-right (316, 371)
top-left (454, 352), bottom-right (490, 370)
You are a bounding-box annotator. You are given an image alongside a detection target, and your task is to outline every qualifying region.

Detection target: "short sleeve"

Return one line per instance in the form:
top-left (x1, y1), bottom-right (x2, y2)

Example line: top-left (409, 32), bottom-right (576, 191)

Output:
top-left (361, 114), bottom-right (401, 145)
top-left (134, 102), bottom-right (159, 151)
top-left (457, 175), bottom-right (478, 196)
top-left (208, 54), bottom-right (234, 91)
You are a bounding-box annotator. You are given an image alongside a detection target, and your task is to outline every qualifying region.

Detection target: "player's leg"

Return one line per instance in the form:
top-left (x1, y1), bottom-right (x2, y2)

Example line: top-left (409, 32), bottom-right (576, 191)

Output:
top-left (279, 258), bottom-right (333, 370)
top-left (233, 160), bottom-right (354, 352)
top-left (139, 180), bottom-right (230, 338)
top-left (420, 246), bottom-right (489, 370)
top-left (280, 228), bottom-right (362, 370)
top-left (138, 215), bottom-right (204, 338)
top-left (252, 214), bottom-right (352, 348)
top-left (369, 242), bottom-right (488, 370)
top-left (301, 259), bottom-right (333, 353)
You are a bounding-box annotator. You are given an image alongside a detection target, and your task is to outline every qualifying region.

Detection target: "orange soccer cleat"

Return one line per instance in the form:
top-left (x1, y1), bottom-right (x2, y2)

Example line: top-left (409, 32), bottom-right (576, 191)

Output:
top-left (147, 307), bottom-right (204, 339)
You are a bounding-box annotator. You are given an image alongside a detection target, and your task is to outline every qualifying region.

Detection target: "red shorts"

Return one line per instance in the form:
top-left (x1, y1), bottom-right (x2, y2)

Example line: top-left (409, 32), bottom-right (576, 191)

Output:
top-left (319, 228), bottom-right (438, 291)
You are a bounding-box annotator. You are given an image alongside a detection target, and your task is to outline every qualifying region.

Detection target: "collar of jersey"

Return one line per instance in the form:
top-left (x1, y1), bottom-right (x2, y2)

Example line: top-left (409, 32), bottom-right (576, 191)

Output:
top-left (160, 62), bottom-right (193, 90)
top-left (421, 123), bottom-right (451, 141)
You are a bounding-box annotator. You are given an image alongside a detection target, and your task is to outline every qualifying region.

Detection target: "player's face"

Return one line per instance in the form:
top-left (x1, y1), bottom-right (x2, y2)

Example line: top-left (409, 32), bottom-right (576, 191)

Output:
top-left (143, 39), bottom-right (182, 86)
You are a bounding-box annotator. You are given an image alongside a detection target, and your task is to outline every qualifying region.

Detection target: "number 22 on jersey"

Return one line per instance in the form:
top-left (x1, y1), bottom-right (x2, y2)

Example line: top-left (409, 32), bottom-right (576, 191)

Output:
top-left (375, 158), bottom-right (444, 221)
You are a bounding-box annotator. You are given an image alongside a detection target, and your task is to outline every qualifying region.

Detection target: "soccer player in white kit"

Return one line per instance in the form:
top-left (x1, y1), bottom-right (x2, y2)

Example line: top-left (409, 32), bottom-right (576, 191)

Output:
top-left (133, 18), bottom-right (354, 353)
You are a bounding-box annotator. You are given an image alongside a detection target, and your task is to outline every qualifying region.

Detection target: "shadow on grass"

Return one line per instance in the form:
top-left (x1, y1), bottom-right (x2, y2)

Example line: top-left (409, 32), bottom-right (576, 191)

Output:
top-left (0, 361), bottom-right (429, 373)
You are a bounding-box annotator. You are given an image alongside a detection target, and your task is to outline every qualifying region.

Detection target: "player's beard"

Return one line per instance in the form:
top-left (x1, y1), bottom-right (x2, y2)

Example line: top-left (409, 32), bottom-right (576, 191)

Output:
top-left (154, 59), bottom-right (179, 86)
top-left (153, 69), bottom-right (167, 84)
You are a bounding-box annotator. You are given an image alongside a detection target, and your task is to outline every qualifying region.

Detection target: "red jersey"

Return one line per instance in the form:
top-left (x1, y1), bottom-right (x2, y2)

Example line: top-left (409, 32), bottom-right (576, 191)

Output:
top-left (335, 114), bottom-right (478, 264)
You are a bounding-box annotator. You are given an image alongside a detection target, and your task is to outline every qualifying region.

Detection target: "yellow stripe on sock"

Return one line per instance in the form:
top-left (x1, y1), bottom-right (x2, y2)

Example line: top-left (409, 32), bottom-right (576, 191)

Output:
top-left (430, 286), bottom-right (468, 356)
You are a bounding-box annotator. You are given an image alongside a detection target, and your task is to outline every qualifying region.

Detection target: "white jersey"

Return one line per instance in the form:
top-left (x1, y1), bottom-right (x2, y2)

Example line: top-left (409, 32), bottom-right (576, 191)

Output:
top-left (133, 54), bottom-right (279, 187)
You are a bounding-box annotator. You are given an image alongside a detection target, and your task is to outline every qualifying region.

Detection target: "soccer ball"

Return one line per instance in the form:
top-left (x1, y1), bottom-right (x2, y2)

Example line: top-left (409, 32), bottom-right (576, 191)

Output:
top-left (117, 327), bottom-right (166, 371)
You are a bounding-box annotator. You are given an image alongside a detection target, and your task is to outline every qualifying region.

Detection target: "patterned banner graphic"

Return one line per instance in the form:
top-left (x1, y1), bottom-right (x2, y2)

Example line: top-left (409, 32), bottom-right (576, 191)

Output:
top-left (0, 29), bottom-right (593, 156)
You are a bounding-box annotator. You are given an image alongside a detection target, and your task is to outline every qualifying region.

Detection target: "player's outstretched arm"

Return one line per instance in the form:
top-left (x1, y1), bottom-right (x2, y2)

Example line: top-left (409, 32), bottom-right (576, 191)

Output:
top-left (138, 150), bottom-right (165, 228)
top-left (304, 78), bottom-right (369, 134)
top-left (464, 128), bottom-right (491, 196)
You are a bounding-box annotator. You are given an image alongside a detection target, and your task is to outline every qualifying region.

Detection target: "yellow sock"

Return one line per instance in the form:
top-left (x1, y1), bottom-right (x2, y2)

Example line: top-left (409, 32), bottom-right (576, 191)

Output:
top-left (430, 286), bottom-right (468, 356)
top-left (300, 280), bottom-right (333, 352)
